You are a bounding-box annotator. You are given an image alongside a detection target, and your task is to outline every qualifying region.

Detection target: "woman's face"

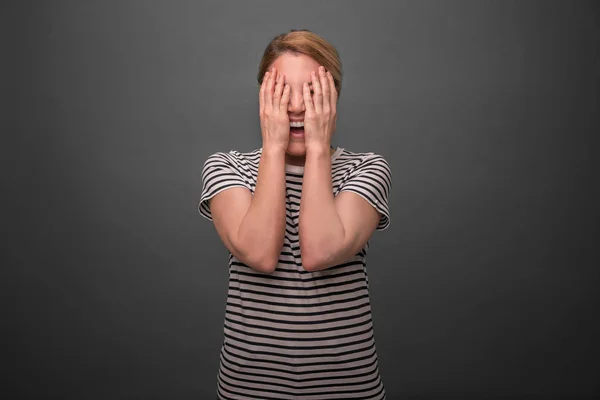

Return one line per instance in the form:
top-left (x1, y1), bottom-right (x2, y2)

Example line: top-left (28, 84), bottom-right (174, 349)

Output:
top-left (270, 52), bottom-right (327, 162)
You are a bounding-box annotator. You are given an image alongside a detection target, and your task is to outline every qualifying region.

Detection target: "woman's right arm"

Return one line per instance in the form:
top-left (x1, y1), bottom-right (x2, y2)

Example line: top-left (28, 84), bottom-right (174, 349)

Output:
top-left (208, 68), bottom-right (291, 273)
top-left (209, 147), bottom-right (286, 273)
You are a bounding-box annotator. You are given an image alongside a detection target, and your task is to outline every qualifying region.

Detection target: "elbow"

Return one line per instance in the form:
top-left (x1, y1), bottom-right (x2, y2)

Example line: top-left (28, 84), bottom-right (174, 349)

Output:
top-left (253, 257), bottom-right (279, 274)
top-left (300, 239), bottom-right (327, 272)
top-left (240, 249), bottom-right (280, 274)
top-left (230, 233), bottom-right (282, 274)
top-left (301, 248), bottom-right (331, 272)
top-left (301, 238), bottom-right (350, 272)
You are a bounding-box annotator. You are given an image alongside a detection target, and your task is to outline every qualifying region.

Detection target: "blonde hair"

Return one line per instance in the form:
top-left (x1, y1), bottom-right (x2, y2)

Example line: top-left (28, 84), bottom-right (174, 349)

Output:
top-left (257, 29), bottom-right (343, 98)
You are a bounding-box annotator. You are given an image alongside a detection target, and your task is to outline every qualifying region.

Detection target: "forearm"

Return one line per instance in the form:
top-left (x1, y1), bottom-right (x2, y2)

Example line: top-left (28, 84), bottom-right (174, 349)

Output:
top-left (299, 145), bottom-right (346, 270)
top-left (237, 147), bottom-right (287, 270)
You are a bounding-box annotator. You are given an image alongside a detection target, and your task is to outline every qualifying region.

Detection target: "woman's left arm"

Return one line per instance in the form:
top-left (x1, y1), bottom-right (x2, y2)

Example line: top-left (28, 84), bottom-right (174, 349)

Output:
top-left (299, 66), bottom-right (387, 271)
top-left (300, 146), bottom-right (382, 272)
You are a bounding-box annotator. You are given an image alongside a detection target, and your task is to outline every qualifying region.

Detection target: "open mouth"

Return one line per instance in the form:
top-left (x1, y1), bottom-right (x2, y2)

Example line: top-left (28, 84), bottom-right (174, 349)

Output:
top-left (290, 121), bottom-right (304, 135)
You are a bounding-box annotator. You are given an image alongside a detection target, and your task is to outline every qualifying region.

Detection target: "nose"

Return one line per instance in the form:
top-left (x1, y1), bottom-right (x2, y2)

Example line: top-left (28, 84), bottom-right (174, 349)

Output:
top-left (287, 89), bottom-right (305, 114)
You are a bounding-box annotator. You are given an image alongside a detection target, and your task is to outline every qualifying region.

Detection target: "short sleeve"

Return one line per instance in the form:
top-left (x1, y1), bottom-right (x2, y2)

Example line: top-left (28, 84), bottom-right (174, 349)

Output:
top-left (197, 152), bottom-right (253, 221)
top-left (338, 154), bottom-right (392, 230)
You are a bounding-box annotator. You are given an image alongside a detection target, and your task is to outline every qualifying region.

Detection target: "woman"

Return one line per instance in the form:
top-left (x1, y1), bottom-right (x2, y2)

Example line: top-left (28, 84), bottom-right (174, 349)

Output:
top-left (199, 29), bottom-right (391, 400)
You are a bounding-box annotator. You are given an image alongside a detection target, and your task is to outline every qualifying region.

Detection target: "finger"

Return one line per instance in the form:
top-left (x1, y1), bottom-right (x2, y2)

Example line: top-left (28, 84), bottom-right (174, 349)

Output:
top-left (259, 71), bottom-right (269, 114)
top-left (311, 70), bottom-right (322, 114)
top-left (303, 81), bottom-right (314, 114)
top-left (319, 67), bottom-right (330, 115)
top-left (326, 70), bottom-right (337, 114)
top-left (266, 67), bottom-right (276, 108)
top-left (273, 72), bottom-right (284, 107)
top-left (280, 82), bottom-right (290, 111)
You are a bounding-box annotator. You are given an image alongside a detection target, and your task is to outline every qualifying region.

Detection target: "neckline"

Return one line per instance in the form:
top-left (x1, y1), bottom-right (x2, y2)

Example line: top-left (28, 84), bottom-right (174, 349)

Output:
top-left (282, 147), bottom-right (344, 174)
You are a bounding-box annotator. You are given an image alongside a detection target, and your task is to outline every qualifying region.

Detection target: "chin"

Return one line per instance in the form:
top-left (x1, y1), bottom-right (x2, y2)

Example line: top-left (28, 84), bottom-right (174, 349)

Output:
top-left (286, 141), bottom-right (307, 157)
top-left (284, 140), bottom-right (308, 166)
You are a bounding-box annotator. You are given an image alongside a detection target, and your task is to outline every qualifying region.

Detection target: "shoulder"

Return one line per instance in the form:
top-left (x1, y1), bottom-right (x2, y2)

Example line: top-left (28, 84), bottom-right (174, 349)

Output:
top-left (198, 148), bottom-right (260, 212)
top-left (334, 148), bottom-right (392, 230)
top-left (204, 147), bottom-right (262, 164)
top-left (334, 148), bottom-right (391, 177)
top-left (203, 148), bottom-right (262, 171)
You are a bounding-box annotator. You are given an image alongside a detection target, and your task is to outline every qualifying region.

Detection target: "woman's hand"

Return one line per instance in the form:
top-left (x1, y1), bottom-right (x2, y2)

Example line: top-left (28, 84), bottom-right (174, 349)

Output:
top-left (303, 65), bottom-right (338, 152)
top-left (259, 67), bottom-right (291, 153)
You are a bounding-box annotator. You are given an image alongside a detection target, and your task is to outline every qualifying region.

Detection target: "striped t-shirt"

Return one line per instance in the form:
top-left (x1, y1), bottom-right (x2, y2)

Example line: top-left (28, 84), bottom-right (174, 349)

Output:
top-left (198, 146), bottom-right (391, 400)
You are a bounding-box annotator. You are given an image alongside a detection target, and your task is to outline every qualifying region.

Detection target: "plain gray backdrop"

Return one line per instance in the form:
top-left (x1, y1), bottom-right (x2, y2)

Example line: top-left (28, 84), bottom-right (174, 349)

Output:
top-left (6, 0), bottom-right (599, 399)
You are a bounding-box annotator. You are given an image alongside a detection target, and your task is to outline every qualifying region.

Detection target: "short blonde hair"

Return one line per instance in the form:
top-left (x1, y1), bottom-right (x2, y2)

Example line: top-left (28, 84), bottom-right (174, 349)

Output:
top-left (257, 29), bottom-right (343, 98)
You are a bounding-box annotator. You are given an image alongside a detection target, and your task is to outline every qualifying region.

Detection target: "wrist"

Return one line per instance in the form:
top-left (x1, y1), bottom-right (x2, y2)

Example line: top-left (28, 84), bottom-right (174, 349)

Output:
top-left (304, 141), bottom-right (331, 157)
top-left (262, 143), bottom-right (288, 158)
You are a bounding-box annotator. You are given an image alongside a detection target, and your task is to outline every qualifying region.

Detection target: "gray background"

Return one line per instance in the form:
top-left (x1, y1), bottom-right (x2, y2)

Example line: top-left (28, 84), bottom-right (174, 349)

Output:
top-left (6, 0), bottom-right (599, 398)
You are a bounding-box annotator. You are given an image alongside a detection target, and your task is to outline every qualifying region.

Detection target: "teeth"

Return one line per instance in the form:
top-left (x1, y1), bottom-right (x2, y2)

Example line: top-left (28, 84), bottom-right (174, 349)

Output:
top-left (290, 121), bottom-right (304, 128)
